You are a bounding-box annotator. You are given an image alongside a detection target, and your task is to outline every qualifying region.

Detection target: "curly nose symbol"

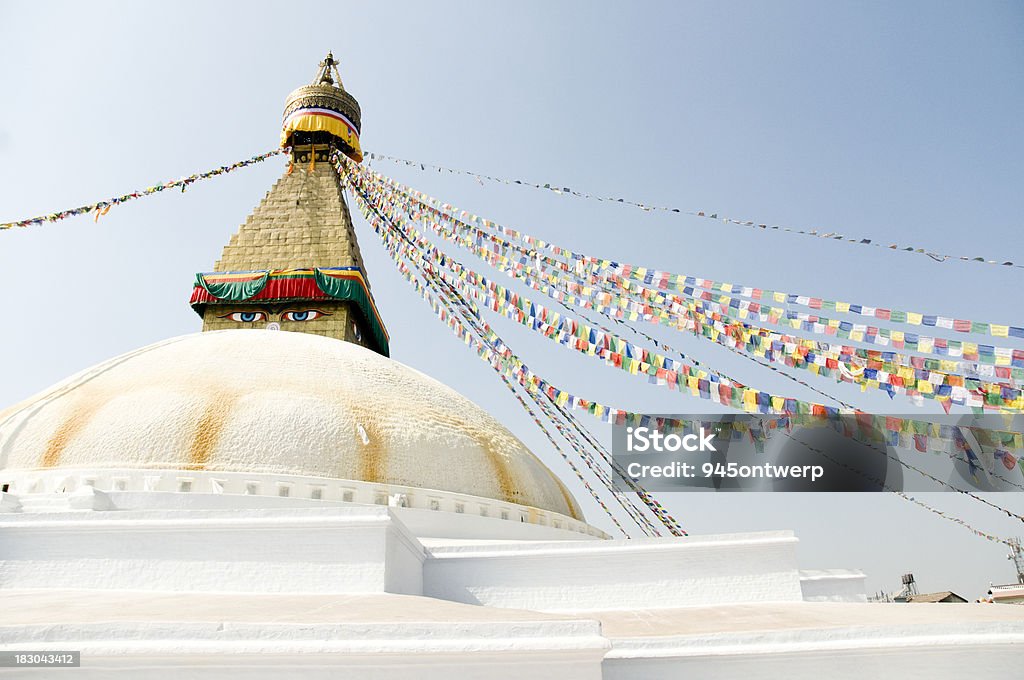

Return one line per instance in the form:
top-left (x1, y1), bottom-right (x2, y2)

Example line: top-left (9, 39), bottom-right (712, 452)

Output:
top-left (266, 322), bottom-right (281, 331)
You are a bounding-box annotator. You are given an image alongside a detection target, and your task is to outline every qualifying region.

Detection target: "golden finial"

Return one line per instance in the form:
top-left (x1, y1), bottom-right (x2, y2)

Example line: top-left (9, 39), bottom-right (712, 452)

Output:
top-left (314, 52), bottom-right (343, 88)
top-left (282, 52), bottom-right (363, 162)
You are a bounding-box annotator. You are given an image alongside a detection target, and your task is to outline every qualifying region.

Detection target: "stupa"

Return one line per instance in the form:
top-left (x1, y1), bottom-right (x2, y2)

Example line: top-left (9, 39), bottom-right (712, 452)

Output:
top-left (1, 55), bottom-right (1022, 680)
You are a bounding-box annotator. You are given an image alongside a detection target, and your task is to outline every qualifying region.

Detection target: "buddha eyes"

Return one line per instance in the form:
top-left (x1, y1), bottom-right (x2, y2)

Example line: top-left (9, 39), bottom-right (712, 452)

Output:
top-left (221, 311), bottom-right (267, 323)
top-left (216, 310), bottom-right (328, 323)
top-left (282, 310), bottom-right (329, 322)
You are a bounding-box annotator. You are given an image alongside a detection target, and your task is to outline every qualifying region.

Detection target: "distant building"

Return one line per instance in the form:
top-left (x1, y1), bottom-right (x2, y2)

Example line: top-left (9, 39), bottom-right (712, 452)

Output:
top-left (905, 592), bottom-right (968, 604)
top-left (986, 584), bottom-right (1024, 604)
top-left (886, 573), bottom-right (966, 603)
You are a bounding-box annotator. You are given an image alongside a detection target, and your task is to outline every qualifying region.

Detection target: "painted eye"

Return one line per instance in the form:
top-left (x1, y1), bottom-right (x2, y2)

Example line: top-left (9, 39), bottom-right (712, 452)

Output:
top-left (282, 310), bottom-right (328, 322)
top-left (219, 311), bottom-right (267, 323)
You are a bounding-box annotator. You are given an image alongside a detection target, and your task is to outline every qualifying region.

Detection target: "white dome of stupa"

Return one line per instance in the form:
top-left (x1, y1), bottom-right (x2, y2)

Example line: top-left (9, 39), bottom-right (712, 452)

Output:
top-left (0, 330), bottom-right (582, 520)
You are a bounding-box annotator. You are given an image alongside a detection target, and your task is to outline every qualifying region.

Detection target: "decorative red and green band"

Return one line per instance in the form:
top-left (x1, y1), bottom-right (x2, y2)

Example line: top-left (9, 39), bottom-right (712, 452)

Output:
top-left (189, 266), bottom-right (389, 356)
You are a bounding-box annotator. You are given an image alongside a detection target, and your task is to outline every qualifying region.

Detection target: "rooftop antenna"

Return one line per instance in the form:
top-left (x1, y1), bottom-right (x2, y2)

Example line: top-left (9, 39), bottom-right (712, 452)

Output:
top-left (900, 573), bottom-right (918, 598)
top-left (1008, 538), bottom-right (1024, 585)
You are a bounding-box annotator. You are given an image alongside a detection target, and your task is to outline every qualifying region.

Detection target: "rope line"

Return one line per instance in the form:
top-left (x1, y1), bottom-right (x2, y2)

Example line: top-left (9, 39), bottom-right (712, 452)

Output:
top-left (367, 151), bottom-right (1023, 269)
top-left (1, 149), bottom-right (285, 230)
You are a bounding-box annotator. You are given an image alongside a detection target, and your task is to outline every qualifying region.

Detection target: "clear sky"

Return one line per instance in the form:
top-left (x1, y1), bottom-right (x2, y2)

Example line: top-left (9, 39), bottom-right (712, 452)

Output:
top-left (1, 0), bottom-right (1022, 598)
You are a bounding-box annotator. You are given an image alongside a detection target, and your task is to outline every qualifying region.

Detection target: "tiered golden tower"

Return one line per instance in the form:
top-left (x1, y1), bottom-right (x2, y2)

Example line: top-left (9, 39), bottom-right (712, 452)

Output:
top-left (189, 53), bottom-right (388, 355)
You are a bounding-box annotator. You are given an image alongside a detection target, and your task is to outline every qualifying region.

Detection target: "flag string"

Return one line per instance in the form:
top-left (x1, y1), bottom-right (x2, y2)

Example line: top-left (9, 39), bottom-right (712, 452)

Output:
top-left (366, 151), bottom-right (1022, 269)
top-left (785, 432), bottom-right (1014, 546)
top-left (357, 165), bottom-right (1024, 413)
top-left (344, 156), bottom-right (686, 536)
top-left (349, 163), bottom-right (1023, 413)
top-left (0, 149), bottom-right (285, 230)
top-left (342, 156), bottom-right (1023, 458)
top-left (362, 163), bottom-right (1024, 345)
top-left (347, 153), bottom-right (1019, 544)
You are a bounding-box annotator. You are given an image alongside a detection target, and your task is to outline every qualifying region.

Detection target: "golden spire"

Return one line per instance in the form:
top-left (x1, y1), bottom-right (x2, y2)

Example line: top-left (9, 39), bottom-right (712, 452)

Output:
top-left (281, 52), bottom-right (363, 163)
top-left (188, 54), bottom-right (388, 355)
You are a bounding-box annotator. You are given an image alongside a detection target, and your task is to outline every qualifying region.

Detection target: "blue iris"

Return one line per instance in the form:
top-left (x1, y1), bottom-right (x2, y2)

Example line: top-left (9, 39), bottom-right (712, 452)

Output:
top-left (240, 312), bottom-right (258, 322)
top-left (291, 311), bottom-right (310, 321)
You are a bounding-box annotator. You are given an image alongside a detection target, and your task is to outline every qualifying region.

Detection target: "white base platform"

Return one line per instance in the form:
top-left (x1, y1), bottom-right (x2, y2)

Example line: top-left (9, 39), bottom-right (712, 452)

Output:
top-left (2, 490), bottom-right (1021, 679)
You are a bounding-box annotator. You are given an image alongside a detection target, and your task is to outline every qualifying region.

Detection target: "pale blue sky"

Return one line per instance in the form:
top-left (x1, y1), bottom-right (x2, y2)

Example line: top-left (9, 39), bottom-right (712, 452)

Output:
top-left (1, 0), bottom-right (1022, 598)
